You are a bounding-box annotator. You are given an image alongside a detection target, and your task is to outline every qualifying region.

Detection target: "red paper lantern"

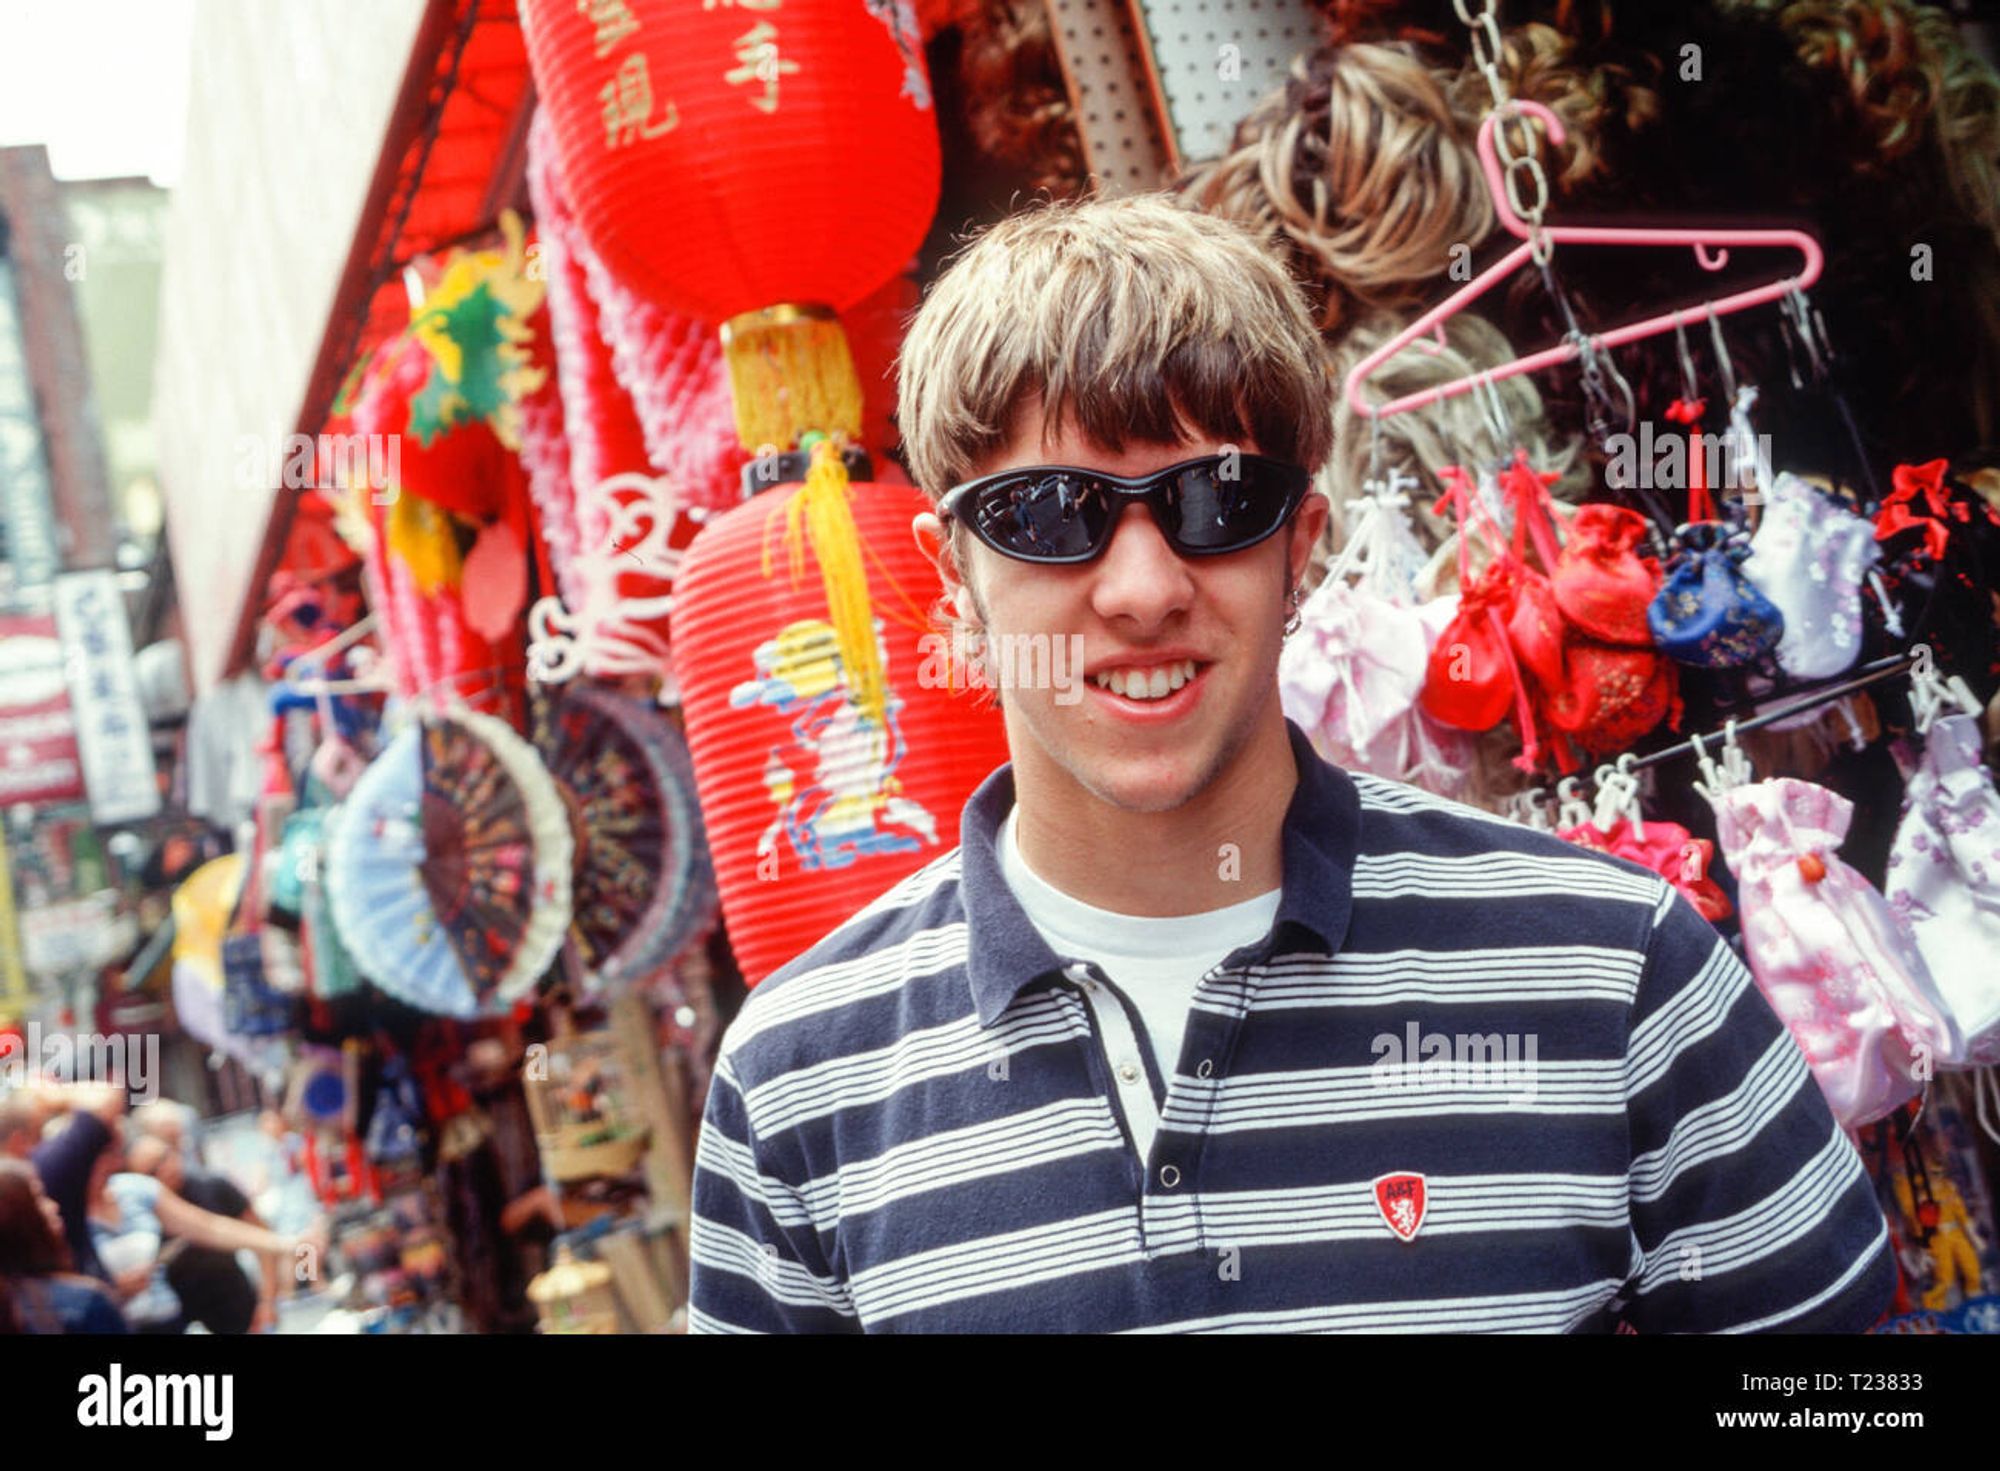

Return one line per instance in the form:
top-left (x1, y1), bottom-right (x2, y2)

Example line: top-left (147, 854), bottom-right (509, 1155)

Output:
top-left (671, 463), bottom-right (1010, 985)
top-left (520, 0), bottom-right (938, 324)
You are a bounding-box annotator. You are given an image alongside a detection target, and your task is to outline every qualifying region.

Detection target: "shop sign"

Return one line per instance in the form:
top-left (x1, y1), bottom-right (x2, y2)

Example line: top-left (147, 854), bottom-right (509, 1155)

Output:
top-left (0, 259), bottom-right (62, 598)
top-left (19, 889), bottom-right (133, 976)
top-left (52, 571), bottom-right (160, 824)
top-left (0, 615), bottom-right (86, 807)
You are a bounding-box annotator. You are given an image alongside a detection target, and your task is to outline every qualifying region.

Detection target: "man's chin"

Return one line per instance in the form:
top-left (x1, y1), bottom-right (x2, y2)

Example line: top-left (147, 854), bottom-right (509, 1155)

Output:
top-left (1071, 756), bottom-right (1210, 815)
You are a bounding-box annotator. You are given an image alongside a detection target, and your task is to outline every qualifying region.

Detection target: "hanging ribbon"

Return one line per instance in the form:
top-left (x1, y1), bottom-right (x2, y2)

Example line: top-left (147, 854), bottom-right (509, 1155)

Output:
top-left (1497, 450), bottom-right (1565, 573)
top-left (1665, 397), bottom-right (1711, 523)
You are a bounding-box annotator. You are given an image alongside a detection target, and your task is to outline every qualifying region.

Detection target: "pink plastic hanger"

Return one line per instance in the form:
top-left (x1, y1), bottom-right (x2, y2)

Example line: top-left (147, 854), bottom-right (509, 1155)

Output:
top-left (1342, 99), bottom-right (1825, 422)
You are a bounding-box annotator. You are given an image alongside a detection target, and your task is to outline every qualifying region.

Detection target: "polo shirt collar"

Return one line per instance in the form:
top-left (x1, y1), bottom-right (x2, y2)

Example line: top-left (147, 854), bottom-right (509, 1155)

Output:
top-left (959, 718), bottom-right (1360, 1027)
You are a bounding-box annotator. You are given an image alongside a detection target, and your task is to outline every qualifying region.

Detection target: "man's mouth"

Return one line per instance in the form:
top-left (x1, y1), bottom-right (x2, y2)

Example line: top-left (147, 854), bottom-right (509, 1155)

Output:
top-left (1087, 658), bottom-right (1207, 703)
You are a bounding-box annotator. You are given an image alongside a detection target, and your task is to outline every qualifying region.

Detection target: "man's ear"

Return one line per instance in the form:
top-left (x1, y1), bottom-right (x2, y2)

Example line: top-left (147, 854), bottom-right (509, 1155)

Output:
top-left (914, 510), bottom-right (973, 619)
top-left (1288, 491), bottom-right (1331, 589)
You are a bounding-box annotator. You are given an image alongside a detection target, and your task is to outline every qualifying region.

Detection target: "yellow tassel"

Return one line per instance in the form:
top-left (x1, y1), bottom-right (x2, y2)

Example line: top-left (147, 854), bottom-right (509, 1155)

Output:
top-left (758, 440), bottom-right (888, 734)
top-left (386, 495), bottom-right (464, 594)
top-left (721, 304), bottom-right (864, 453)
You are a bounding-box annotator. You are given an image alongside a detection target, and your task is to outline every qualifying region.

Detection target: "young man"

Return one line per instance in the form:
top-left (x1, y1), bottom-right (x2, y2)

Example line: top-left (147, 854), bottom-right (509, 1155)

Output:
top-left (686, 192), bottom-right (1896, 1333)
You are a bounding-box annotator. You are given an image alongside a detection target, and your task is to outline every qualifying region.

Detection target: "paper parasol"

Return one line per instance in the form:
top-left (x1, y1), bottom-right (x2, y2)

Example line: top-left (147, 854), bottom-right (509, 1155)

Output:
top-left (540, 686), bottom-right (717, 989)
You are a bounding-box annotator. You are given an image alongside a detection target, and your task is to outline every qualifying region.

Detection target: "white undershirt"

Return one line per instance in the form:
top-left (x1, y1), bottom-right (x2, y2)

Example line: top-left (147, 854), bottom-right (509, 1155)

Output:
top-left (996, 804), bottom-right (1282, 1085)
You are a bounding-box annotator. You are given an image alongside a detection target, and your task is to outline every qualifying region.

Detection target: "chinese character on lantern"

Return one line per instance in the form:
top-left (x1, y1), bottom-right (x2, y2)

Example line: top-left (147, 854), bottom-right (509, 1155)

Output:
top-left (598, 53), bottom-right (680, 147)
top-left (725, 21), bottom-right (799, 114)
top-left (577, 0), bottom-right (640, 56)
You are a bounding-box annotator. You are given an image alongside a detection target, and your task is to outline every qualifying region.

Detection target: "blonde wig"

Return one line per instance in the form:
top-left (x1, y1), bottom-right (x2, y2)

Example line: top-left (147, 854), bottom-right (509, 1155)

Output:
top-left (1176, 42), bottom-right (1496, 336)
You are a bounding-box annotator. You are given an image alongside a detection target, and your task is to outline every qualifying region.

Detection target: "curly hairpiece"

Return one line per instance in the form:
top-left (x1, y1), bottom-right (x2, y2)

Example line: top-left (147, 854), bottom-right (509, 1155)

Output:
top-left (954, 0), bottom-right (1088, 202)
top-left (1178, 43), bottom-right (1496, 336)
top-left (1911, 3), bottom-right (2000, 240)
top-left (1717, 1), bottom-right (2000, 225)
top-left (1443, 22), bottom-right (1663, 199)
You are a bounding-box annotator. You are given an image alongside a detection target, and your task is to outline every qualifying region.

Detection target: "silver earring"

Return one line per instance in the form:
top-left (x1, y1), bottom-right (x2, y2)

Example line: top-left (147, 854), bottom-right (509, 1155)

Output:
top-left (1283, 586), bottom-right (1305, 639)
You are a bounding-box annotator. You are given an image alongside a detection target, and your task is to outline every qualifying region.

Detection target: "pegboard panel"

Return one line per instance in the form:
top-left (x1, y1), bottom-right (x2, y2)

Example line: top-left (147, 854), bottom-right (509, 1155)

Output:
top-left (1124, 0), bottom-right (1320, 173)
top-left (1045, 0), bottom-right (1176, 196)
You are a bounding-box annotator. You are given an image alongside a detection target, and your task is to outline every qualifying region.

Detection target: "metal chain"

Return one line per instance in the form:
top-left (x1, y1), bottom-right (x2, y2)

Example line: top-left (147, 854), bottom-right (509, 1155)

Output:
top-left (1453, 0), bottom-right (1552, 263)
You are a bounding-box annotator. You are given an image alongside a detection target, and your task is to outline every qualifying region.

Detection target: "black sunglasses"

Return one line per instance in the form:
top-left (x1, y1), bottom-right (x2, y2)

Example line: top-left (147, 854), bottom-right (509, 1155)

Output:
top-left (937, 453), bottom-right (1312, 564)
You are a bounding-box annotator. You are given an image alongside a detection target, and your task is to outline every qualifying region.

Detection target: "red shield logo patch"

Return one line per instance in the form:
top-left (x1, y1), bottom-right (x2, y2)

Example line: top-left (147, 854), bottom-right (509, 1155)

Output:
top-left (1373, 1172), bottom-right (1427, 1243)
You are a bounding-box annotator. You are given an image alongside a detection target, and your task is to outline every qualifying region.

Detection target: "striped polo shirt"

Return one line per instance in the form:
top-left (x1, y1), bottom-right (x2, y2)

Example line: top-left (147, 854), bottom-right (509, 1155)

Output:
top-left (688, 720), bottom-right (1896, 1333)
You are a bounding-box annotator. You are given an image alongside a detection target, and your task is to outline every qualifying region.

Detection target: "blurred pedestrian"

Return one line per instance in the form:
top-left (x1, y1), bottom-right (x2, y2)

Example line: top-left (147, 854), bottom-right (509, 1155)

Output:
top-left (0, 1159), bottom-right (127, 1334)
top-left (127, 1134), bottom-right (276, 1333)
top-left (87, 1135), bottom-right (326, 1334)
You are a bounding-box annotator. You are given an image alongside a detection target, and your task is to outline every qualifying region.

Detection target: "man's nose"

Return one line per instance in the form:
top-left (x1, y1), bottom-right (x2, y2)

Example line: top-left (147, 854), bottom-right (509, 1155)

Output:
top-left (1088, 501), bottom-right (1194, 626)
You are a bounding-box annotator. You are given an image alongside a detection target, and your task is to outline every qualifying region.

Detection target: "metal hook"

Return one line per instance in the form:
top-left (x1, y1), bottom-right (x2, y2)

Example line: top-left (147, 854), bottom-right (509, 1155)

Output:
top-left (1616, 751), bottom-right (1646, 840)
top-left (1556, 775), bottom-right (1592, 830)
top-left (1485, 370), bottom-right (1517, 451)
top-left (1599, 343), bottom-right (1638, 438)
top-left (1472, 371), bottom-right (1513, 464)
top-left (1672, 311), bottom-right (1701, 405)
top-left (1786, 288), bottom-right (1833, 378)
top-left (1779, 291), bottom-right (1820, 385)
top-left (1721, 716), bottom-right (1755, 790)
top-left (1704, 304), bottom-right (1740, 404)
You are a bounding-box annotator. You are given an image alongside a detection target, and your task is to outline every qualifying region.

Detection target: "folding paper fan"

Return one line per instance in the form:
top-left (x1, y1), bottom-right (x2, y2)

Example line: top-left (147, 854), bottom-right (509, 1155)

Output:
top-left (327, 712), bottom-right (573, 1018)
top-left (418, 708), bottom-right (574, 1002)
top-left (541, 686), bottom-right (717, 990)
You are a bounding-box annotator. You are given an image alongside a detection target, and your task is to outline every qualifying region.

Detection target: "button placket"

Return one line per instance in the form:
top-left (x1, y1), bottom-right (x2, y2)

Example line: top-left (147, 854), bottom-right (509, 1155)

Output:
top-left (1164, 957), bottom-right (1261, 1254)
top-left (1062, 961), bottom-right (1164, 1237)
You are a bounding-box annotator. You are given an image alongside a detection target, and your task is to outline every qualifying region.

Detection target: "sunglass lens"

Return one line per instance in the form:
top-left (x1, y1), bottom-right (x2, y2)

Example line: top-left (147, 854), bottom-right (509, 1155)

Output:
top-left (974, 472), bottom-right (1106, 559)
top-left (1169, 461), bottom-right (1293, 551)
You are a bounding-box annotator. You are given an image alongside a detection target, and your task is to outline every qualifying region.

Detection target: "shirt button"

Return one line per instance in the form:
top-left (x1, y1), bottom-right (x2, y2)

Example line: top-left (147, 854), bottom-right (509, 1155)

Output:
top-left (1159, 1165), bottom-right (1182, 1189)
top-left (1196, 1059), bottom-right (1214, 1079)
top-left (1117, 1060), bottom-right (1140, 1084)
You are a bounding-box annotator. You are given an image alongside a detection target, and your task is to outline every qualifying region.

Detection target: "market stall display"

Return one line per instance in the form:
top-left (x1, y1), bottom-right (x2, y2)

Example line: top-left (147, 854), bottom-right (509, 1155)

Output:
top-left (537, 685), bottom-right (716, 991)
top-left (100, 0), bottom-right (2000, 1339)
top-left (324, 711), bottom-right (573, 1019)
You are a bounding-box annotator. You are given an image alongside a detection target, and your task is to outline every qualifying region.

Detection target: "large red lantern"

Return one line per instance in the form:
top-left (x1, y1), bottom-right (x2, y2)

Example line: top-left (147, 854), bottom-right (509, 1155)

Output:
top-left (520, 0), bottom-right (935, 321)
top-left (671, 446), bottom-right (1010, 985)
top-left (520, 0), bottom-right (939, 453)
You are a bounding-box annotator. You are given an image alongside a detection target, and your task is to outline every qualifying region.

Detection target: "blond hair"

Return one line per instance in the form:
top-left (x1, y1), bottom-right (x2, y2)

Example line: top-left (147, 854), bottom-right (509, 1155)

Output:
top-left (895, 190), bottom-right (1336, 502)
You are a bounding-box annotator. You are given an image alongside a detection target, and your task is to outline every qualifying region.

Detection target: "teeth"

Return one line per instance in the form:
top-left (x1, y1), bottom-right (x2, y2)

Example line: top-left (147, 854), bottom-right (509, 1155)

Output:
top-left (1091, 659), bottom-right (1198, 700)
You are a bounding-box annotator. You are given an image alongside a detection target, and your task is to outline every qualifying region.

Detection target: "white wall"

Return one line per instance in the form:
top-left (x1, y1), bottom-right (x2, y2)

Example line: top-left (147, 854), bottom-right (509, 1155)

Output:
top-left (153, 0), bottom-right (426, 693)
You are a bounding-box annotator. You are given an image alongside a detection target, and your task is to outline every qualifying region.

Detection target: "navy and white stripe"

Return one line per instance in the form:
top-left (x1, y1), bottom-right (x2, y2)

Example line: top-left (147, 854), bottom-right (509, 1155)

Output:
top-left (689, 720), bottom-right (1895, 1333)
